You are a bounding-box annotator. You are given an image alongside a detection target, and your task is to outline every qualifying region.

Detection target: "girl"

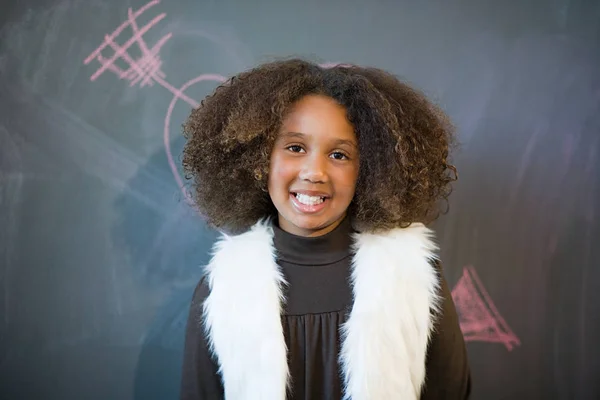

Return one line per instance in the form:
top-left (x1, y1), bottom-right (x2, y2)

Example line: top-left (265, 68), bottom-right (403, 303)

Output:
top-left (179, 59), bottom-right (471, 400)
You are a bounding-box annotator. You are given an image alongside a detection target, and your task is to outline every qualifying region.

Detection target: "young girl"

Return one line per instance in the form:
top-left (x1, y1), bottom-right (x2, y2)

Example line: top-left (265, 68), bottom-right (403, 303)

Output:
top-left (179, 59), bottom-right (471, 400)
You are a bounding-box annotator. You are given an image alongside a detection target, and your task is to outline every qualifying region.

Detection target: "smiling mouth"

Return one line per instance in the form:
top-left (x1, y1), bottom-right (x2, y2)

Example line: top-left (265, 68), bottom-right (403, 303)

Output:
top-left (289, 192), bottom-right (329, 212)
top-left (291, 192), bottom-right (328, 201)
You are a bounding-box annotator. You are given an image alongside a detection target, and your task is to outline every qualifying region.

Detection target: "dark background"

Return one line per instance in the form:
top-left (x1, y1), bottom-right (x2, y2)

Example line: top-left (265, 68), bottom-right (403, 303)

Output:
top-left (1, 0), bottom-right (599, 399)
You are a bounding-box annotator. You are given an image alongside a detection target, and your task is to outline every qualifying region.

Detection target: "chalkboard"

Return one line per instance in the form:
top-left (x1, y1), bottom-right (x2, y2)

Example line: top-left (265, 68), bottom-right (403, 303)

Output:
top-left (1, 0), bottom-right (599, 399)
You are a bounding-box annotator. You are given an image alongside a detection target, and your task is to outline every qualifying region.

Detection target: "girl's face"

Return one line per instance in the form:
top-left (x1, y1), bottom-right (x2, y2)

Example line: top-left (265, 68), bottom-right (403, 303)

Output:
top-left (268, 94), bottom-right (359, 237)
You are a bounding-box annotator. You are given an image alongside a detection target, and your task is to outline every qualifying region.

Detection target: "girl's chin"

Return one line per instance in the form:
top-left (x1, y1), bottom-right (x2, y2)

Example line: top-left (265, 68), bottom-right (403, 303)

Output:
top-left (278, 214), bottom-right (344, 237)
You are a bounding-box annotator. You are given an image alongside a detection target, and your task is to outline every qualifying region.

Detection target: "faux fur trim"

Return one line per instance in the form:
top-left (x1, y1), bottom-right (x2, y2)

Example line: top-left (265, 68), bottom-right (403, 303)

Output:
top-left (340, 223), bottom-right (441, 399)
top-left (202, 220), bottom-right (440, 400)
top-left (202, 218), bottom-right (289, 400)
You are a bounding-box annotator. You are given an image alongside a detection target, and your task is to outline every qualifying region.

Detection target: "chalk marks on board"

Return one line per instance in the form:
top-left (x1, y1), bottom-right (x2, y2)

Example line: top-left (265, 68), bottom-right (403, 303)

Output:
top-left (452, 266), bottom-right (521, 351)
top-left (82, 0), bottom-right (520, 351)
top-left (161, 73), bottom-right (225, 204)
top-left (83, 0), bottom-right (225, 205)
top-left (84, 0), bottom-right (171, 88)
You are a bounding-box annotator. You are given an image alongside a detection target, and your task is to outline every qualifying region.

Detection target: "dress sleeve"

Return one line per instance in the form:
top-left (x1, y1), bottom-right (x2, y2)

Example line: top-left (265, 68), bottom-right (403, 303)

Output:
top-left (180, 276), bottom-right (225, 400)
top-left (420, 261), bottom-right (472, 399)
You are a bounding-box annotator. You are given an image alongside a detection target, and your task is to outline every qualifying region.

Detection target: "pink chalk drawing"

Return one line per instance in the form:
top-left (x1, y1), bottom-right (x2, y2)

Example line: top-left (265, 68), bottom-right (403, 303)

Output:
top-left (83, 0), bottom-right (226, 204)
top-left (83, 2), bottom-right (519, 352)
top-left (451, 266), bottom-right (521, 351)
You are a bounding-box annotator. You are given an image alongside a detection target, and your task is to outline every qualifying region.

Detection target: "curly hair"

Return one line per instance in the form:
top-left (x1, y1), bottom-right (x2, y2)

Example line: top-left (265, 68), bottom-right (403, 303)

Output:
top-left (182, 58), bottom-right (457, 234)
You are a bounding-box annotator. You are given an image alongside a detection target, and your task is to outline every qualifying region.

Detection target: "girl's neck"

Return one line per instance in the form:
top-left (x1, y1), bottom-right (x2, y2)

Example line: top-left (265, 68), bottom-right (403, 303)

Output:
top-left (272, 215), bottom-right (354, 266)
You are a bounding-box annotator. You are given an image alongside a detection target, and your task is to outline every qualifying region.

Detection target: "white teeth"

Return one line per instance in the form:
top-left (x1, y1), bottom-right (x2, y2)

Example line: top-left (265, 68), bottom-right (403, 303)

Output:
top-left (295, 193), bottom-right (325, 205)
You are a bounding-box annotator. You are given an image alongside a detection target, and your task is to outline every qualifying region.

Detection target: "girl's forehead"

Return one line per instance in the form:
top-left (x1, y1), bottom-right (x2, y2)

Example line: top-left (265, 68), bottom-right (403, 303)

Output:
top-left (279, 95), bottom-right (357, 142)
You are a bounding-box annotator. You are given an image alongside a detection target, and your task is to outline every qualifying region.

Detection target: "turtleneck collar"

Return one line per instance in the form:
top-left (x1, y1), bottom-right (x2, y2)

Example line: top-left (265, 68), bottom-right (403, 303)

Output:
top-left (272, 216), bottom-right (354, 266)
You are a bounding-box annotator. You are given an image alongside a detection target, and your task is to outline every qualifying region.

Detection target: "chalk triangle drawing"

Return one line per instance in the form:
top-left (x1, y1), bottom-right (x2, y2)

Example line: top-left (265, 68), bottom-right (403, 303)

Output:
top-left (451, 266), bottom-right (521, 351)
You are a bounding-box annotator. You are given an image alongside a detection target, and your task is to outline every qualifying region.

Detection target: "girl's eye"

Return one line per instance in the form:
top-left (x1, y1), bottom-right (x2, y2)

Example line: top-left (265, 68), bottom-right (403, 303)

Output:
top-left (331, 151), bottom-right (349, 160)
top-left (287, 145), bottom-right (304, 153)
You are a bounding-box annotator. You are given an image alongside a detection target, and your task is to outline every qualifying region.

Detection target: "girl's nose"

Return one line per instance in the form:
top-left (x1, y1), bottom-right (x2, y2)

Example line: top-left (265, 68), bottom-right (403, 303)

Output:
top-left (298, 155), bottom-right (328, 183)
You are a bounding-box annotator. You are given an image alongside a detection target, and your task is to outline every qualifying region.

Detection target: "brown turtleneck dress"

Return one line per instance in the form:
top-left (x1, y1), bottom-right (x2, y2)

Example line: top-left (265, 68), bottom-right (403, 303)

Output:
top-left (180, 217), bottom-right (471, 399)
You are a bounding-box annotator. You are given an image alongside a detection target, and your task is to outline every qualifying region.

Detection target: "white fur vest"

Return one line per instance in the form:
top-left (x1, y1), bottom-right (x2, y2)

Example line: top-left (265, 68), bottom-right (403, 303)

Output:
top-left (201, 218), bottom-right (442, 400)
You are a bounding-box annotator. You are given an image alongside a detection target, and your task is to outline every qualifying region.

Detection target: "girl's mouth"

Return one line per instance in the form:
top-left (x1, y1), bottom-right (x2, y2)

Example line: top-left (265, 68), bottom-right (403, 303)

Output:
top-left (290, 192), bottom-right (328, 213)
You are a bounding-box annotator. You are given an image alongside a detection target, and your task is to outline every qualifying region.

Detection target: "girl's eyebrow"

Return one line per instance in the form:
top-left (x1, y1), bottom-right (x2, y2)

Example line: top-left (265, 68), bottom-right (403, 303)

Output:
top-left (333, 138), bottom-right (358, 149)
top-left (279, 131), bottom-right (305, 140)
top-left (280, 132), bottom-right (358, 149)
